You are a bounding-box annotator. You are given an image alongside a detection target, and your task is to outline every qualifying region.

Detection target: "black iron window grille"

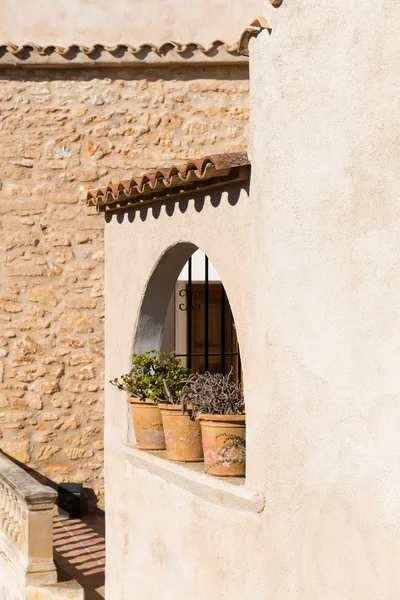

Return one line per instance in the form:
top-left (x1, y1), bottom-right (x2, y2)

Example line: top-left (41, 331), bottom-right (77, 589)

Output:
top-left (174, 254), bottom-right (241, 383)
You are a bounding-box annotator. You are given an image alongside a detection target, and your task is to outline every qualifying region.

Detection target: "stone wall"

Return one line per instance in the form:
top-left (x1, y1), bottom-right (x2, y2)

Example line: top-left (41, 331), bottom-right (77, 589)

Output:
top-left (0, 65), bottom-right (249, 509)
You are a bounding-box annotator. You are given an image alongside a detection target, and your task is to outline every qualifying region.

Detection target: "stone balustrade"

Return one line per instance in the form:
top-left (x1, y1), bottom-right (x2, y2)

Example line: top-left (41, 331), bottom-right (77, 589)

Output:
top-left (0, 451), bottom-right (58, 588)
top-left (0, 481), bottom-right (23, 546)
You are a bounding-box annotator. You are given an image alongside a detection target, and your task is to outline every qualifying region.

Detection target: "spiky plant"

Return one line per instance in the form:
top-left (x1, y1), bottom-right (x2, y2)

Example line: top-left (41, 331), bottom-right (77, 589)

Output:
top-left (182, 370), bottom-right (244, 416)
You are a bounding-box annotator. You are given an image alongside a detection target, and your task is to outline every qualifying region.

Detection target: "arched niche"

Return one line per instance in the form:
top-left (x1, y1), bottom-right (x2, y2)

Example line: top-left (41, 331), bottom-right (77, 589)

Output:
top-left (134, 242), bottom-right (242, 382)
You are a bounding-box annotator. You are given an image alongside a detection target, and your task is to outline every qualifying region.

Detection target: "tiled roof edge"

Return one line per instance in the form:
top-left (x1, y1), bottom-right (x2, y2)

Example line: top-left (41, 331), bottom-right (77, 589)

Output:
top-left (0, 16), bottom-right (271, 67)
top-left (85, 152), bottom-right (250, 211)
top-left (238, 17), bottom-right (271, 56)
top-left (0, 41), bottom-right (248, 67)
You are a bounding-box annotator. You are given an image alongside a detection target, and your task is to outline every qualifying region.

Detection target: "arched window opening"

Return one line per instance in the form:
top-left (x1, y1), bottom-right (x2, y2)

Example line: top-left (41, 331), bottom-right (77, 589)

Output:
top-left (162, 249), bottom-right (242, 383)
top-left (131, 243), bottom-right (246, 478)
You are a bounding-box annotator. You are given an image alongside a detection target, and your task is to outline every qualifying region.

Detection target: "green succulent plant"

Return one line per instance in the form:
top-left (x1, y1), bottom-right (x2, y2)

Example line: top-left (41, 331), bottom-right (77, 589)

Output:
top-left (110, 350), bottom-right (189, 405)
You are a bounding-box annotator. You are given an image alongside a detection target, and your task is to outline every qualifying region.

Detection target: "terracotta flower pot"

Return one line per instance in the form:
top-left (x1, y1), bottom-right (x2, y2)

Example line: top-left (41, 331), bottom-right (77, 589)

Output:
top-left (128, 398), bottom-right (166, 450)
top-left (159, 404), bottom-right (203, 462)
top-left (198, 414), bottom-right (245, 477)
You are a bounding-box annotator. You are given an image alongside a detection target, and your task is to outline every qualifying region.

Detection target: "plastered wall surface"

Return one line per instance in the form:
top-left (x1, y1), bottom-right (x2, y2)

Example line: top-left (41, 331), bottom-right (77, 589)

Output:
top-left (104, 1), bottom-right (400, 598)
top-left (0, 66), bottom-right (249, 509)
top-left (248, 0), bottom-right (400, 597)
top-left (0, 551), bottom-right (23, 600)
top-left (0, 0), bottom-right (262, 46)
top-left (104, 184), bottom-right (270, 600)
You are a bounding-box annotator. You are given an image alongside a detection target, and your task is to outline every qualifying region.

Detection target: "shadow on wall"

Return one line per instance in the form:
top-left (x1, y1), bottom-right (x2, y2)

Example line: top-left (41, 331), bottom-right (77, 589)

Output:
top-left (0, 64), bottom-right (249, 84)
top-left (104, 180), bottom-right (249, 225)
top-left (126, 181), bottom-right (249, 357)
top-left (5, 42), bottom-right (230, 62)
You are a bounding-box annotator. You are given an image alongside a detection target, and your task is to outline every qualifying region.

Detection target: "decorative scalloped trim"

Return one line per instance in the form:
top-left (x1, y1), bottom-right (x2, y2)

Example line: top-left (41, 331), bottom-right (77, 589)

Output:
top-left (238, 17), bottom-right (271, 56)
top-left (0, 40), bottom-right (248, 66)
top-left (0, 16), bottom-right (271, 67)
top-left (1, 40), bottom-right (239, 56)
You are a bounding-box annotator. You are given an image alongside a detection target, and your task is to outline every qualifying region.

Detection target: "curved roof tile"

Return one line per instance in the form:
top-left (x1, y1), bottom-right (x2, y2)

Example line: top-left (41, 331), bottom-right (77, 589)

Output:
top-left (0, 40), bottom-right (246, 66)
top-left (86, 152), bottom-right (250, 211)
top-left (0, 19), bottom-right (270, 66)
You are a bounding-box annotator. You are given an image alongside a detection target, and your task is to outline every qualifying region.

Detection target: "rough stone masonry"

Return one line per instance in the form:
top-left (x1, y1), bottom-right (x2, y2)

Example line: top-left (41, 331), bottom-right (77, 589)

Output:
top-left (0, 65), bottom-right (249, 509)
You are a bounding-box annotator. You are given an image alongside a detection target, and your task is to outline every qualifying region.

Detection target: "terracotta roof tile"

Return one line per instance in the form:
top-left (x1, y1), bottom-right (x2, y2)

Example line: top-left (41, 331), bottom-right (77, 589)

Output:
top-left (0, 41), bottom-right (247, 67)
top-left (0, 18), bottom-right (270, 67)
top-left (86, 152), bottom-right (250, 211)
top-left (238, 17), bottom-right (271, 56)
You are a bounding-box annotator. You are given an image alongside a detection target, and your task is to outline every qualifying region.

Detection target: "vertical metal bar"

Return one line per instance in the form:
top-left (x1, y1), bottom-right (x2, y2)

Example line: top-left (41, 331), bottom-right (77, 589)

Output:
top-left (238, 350), bottom-right (242, 385)
top-left (173, 285), bottom-right (176, 352)
top-left (221, 285), bottom-right (226, 374)
top-left (205, 255), bottom-right (209, 372)
top-left (187, 256), bottom-right (192, 370)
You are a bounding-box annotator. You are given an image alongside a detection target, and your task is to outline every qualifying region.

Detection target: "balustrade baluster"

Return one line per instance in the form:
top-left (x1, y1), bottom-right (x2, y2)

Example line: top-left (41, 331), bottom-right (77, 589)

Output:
top-left (0, 452), bottom-right (57, 586)
top-left (0, 485), bottom-right (5, 530)
top-left (4, 491), bottom-right (12, 534)
top-left (13, 501), bottom-right (22, 545)
top-left (2, 490), bottom-right (10, 531)
top-left (8, 496), bottom-right (16, 539)
top-left (1, 489), bottom-right (10, 531)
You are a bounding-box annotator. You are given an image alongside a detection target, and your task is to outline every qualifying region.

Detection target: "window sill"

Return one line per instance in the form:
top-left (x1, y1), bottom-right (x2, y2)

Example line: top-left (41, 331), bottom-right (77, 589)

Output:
top-left (123, 444), bottom-right (265, 514)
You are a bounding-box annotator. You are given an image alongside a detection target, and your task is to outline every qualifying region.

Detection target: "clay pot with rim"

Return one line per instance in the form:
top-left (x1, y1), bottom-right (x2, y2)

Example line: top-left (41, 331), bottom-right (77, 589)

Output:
top-left (198, 414), bottom-right (245, 477)
top-left (159, 403), bottom-right (203, 462)
top-left (128, 397), bottom-right (166, 450)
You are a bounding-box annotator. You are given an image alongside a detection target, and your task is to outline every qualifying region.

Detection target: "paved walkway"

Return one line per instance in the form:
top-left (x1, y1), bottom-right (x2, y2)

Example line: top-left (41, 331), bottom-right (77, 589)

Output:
top-left (53, 514), bottom-right (105, 599)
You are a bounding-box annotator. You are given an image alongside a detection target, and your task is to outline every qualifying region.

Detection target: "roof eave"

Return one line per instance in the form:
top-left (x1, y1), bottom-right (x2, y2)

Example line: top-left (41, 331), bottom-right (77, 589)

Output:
top-left (96, 164), bottom-right (250, 213)
top-left (85, 152), bottom-right (250, 213)
top-left (0, 41), bottom-right (247, 68)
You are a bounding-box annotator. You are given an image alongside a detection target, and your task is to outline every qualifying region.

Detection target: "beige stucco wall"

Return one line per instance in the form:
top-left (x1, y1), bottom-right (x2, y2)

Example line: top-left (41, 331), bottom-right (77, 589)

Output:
top-left (104, 183), bottom-right (269, 599)
top-left (0, 65), bottom-right (249, 510)
top-left (0, 554), bottom-right (23, 600)
top-left (104, 0), bottom-right (400, 598)
top-left (0, 0), bottom-right (262, 46)
top-left (248, 0), bottom-right (400, 597)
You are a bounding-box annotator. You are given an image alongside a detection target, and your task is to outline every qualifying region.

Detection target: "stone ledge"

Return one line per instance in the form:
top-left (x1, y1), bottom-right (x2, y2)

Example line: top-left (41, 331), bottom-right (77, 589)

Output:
top-left (0, 531), bottom-right (57, 586)
top-left (26, 580), bottom-right (84, 600)
top-left (123, 444), bottom-right (265, 514)
top-left (0, 452), bottom-right (57, 507)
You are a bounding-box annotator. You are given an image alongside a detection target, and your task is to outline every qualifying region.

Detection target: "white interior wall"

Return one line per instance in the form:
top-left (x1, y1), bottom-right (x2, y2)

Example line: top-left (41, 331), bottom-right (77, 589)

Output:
top-left (177, 249), bottom-right (221, 282)
top-left (163, 250), bottom-right (221, 357)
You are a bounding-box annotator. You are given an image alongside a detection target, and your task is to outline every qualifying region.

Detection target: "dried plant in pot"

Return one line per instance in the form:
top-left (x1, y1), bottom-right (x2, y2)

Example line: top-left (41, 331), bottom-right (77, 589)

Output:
top-left (184, 371), bottom-right (245, 476)
top-left (110, 351), bottom-right (185, 451)
top-left (157, 357), bottom-right (203, 463)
